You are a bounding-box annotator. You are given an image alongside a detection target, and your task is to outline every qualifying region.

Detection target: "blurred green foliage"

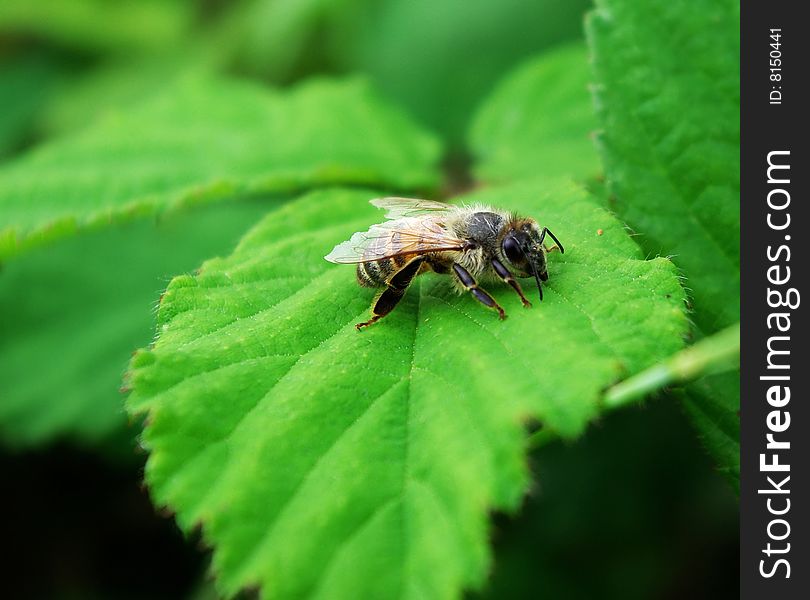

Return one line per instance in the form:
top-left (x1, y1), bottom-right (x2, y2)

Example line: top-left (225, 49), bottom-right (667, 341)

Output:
top-left (469, 43), bottom-right (599, 183)
top-left (227, 0), bottom-right (592, 143)
top-left (0, 0), bottom-right (192, 54)
top-left (0, 0), bottom-right (738, 598)
top-left (0, 51), bottom-right (67, 157)
top-left (0, 76), bottom-right (440, 258)
top-left (0, 200), bottom-right (271, 446)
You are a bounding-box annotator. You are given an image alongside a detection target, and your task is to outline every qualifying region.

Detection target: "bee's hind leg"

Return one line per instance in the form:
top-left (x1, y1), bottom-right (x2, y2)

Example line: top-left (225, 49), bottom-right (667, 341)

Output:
top-left (356, 257), bottom-right (425, 330)
top-left (491, 258), bottom-right (531, 308)
top-left (452, 264), bottom-right (506, 320)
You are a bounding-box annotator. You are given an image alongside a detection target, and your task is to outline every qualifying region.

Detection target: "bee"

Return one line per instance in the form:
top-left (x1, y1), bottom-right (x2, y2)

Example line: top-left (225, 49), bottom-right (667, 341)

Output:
top-left (325, 197), bottom-right (564, 330)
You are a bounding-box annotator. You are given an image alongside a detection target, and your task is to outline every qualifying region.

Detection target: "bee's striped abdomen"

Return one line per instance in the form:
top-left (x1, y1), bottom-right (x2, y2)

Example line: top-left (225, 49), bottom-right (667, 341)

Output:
top-left (356, 255), bottom-right (413, 287)
top-left (357, 260), bottom-right (386, 287)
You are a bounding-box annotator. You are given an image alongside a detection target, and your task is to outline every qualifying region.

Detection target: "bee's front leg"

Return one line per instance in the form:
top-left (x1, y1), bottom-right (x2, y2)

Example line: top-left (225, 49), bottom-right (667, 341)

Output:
top-left (491, 258), bottom-right (532, 308)
top-left (452, 264), bottom-right (506, 320)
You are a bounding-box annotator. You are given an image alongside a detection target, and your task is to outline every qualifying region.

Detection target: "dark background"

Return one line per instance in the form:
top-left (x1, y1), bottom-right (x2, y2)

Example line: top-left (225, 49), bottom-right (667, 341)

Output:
top-left (4, 399), bottom-right (738, 599)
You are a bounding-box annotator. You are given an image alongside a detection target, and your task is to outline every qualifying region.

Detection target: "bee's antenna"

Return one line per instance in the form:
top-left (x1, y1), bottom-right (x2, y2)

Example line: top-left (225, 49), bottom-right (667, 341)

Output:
top-left (513, 240), bottom-right (545, 302)
top-left (533, 270), bottom-right (544, 301)
top-left (539, 227), bottom-right (565, 254)
top-left (528, 257), bottom-right (543, 302)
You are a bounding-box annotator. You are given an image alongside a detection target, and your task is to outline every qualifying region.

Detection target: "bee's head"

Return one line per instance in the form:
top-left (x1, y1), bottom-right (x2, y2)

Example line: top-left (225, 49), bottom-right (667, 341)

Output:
top-left (500, 220), bottom-right (564, 300)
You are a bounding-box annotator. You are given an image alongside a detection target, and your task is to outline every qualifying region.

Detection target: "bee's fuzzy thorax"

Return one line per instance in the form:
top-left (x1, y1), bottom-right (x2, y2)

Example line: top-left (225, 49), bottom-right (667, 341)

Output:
top-left (505, 216), bottom-right (540, 231)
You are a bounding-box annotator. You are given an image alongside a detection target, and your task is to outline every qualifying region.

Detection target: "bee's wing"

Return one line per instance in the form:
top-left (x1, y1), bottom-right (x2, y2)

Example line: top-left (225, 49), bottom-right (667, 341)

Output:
top-left (370, 197), bottom-right (455, 220)
top-left (325, 216), bottom-right (467, 264)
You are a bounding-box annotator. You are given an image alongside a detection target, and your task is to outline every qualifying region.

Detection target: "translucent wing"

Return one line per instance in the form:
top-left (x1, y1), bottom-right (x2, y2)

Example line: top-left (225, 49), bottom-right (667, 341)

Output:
top-left (370, 197), bottom-right (455, 220)
top-left (325, 216), bottom-right (467, 264)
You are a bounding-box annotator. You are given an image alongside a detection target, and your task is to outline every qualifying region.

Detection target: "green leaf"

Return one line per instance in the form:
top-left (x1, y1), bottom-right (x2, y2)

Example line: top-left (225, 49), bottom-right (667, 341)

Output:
top-left (0, 0), bottom-right (191, 54)
top-left (680, 371), bottom-right (740, 492)
top-left (0, 76), bottom-right (441, 259)
top-left (469, 43), bottom-right (600, 183)
top-left (331, 0), bottom-right (593, 143)
top-left (586, 0), bottom-right (741, 491)
top-left (226, 0), bottom-right (356, 81)
top-left (0, 52), bottom-right (66, 158)
top-left (586, 0), bottom-right (740, 332)
top-left (604, 322), bottom-right (739, 409)
top-left (227, 0), bottom-right (592, 141)
top-left (127, 182), bottom-right (686, 598)
top-left (0, 199), bottom-right (272, 447)
top-left (38, 56), bottom-right (201, 137)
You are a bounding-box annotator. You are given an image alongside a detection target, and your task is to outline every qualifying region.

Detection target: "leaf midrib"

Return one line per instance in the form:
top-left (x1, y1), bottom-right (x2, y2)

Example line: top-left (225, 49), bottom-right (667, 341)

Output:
top-left (228, 285), bottom-right (423, 595)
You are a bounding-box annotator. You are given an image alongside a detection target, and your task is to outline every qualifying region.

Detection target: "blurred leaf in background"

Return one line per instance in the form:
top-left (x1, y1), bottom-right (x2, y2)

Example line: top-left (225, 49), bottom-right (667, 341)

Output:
top-left (38, 55), bottom-right (204, 137)
top-left (469, 42), bottom-right (599, 183)
top-left (0, 76), bottom-right (441, 258)
top-left (228, 0), bottom-right (593, 144)
top-left (0, 0), bottom-right (192, 55)
top-left (0, 200), bottom-right (269, 447)
top-left (0, 51), bottom-right (68, 158)
top-left (333, 0), bottom-right (593, 144)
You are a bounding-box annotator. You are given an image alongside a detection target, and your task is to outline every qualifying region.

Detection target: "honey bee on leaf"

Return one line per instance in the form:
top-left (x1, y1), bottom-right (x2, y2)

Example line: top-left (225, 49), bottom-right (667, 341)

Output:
top-left (325, 197), bottom-right (564, 329)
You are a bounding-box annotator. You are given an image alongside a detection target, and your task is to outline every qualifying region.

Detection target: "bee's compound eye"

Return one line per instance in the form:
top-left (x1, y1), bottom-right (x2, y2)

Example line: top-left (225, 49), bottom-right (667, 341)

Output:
top-left (502, 236), bottom-right (523, 263)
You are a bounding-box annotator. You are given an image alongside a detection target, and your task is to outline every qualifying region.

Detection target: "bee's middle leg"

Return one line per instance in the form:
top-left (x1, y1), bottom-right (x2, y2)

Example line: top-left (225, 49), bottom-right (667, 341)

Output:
top-left (491, 258), bottom-right (531, 308)
top-left (452, 263), bottom-right (506, 320)
top-left (356, 257), bottom-right (425, 330)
